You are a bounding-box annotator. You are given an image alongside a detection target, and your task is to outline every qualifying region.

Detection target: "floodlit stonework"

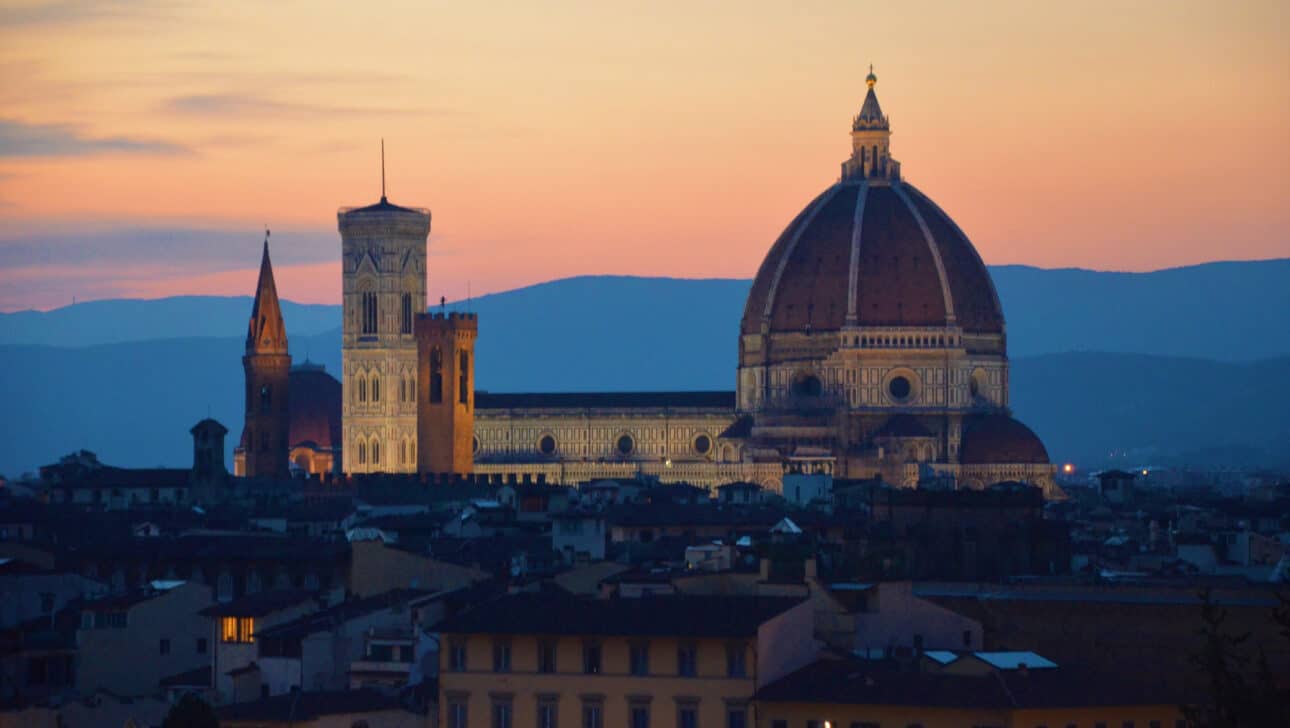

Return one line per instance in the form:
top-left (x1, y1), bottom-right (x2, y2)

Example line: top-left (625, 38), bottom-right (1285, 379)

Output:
top-left (338, 196), bottom-right (430, 474)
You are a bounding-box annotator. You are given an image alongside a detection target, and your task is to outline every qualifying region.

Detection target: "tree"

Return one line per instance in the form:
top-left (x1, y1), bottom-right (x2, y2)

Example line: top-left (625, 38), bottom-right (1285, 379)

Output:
top-left (1182, 588), bottom-right (1290, 728)
top-left (162, 694), bottom-right (218, 728)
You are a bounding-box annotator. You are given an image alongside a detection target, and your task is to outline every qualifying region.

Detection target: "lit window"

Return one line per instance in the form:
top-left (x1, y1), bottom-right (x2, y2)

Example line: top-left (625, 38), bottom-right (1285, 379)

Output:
top-left (221, 617), bottom-right (254, 643)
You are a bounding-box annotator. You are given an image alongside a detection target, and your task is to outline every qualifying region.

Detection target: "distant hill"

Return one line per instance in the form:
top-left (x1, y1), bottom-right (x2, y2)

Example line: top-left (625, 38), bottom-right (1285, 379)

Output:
top-left (2, 338), bottom-right (1287, 478)
top-left (0, 296), bottom-right (340, 347)
top-left (2, 260), bottom-right (1288, 476)
top-left (2, 259), bottom-right (1288, 362)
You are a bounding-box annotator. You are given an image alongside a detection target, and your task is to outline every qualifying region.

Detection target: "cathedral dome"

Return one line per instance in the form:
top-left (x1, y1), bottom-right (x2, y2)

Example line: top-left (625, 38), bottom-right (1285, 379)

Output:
top-left (959, 414), bottom-right (1049, 465)
top-left (740, 74), bottom-right (1003, 338)
top-left (287, 364), bottom-right (341, 451)
top-left (740, 182), bottom-right (1004, 336)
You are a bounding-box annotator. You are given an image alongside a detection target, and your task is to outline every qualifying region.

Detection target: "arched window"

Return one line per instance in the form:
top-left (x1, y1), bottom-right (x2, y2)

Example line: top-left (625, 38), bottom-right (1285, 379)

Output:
top-left (401, 293), bottom-right (413, 334)
top-left (371, 439), bottom-right (380, 466)
top-left (361, 292), bottom-right (378, 335)
top-left (357, 441), bottom-right (366, 465)
top-left (372, 376), bottom-right (380, 402)
top-left (458, 351), bottom-right (470, 404)
top-left (399, 440), bottom-right (407, 464)
top-left (358, 377), bottom-right (367, 403)
top-left (259, 384), bottom-right (271, 413)
top-left (410, 440), bottom-right (415, 463)
top-left (399, 377), bottom-right (406, 402)
top-left (430, 347), bottom-right (443, 403)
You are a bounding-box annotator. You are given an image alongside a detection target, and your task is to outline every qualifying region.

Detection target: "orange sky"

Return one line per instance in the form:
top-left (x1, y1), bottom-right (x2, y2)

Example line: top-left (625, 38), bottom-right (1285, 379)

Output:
top-left (1, 0), bottom-right (1288, 311)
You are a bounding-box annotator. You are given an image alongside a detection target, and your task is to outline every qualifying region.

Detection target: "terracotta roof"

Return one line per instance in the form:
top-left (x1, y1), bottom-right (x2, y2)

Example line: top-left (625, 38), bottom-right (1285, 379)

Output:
top-left (200, 589), bottom-right (316, 617)
top-left (959, 414), bottom-right (1050, 465)
top-left (288, 365), bottom-right (341, 450)
top-left (476, 390), bottom-right (735, 410)
top-left (741, 183), bottom-right (1004, 335)
top-left (755, 657), bottom-right (1183, 708)
top-left (217, 688), bottom-right (401, 722)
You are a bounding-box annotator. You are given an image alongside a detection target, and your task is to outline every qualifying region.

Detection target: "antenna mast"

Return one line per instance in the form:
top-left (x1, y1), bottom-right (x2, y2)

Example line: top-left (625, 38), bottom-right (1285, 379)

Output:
top-left (380, 138), bottom-right (386, 201)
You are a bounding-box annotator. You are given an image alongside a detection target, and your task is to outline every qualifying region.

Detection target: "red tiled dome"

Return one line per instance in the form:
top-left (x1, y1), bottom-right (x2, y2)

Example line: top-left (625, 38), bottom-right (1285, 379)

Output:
top-left (741, 183), bottom-right (1003, 335)
top-left (288, 364), bottom-right (341, 450)
top-left (959, 414), bottom-right (1049, 465)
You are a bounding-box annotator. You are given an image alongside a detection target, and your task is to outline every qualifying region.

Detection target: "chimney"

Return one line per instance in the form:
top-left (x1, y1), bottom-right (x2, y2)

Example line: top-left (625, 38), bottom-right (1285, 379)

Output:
top-left (804, 557), bottom-right (818, 581)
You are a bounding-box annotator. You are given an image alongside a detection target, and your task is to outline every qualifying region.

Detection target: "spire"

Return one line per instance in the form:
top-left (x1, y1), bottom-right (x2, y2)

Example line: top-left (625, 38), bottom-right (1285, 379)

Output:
top-left (854, 65), bottom-right (888, 131)
top-left (380, 138), bottom-right (387, 203)
top-left (247, 228), bottom-right (288, 355)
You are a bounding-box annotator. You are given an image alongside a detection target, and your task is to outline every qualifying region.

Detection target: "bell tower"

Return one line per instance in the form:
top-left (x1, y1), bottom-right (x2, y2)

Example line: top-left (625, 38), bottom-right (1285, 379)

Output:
top-left (415, 312), bottom-right (477, 475)
top-left (339, 146), bottom-right (430, 474)
top-left (241, 232), bottom-right (292, 479)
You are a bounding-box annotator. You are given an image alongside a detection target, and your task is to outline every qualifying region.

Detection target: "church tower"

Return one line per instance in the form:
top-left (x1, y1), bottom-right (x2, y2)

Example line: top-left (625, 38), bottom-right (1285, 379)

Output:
top-left (415, 312), bottom-right (477, 475)
top-left (241, 234), bottom-right (292, 479)
top-left (339, 163), bottom-right (430, 474)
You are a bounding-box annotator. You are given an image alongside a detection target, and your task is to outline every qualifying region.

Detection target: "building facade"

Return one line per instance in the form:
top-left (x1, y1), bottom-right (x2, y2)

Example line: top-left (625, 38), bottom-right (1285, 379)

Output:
top-left (339, 195), bottom-right (431, 474)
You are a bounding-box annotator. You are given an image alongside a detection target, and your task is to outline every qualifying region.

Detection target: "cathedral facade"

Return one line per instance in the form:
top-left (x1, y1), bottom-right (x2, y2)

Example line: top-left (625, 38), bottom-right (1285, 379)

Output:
top-left (239, 73), bottom-right (1057, 497)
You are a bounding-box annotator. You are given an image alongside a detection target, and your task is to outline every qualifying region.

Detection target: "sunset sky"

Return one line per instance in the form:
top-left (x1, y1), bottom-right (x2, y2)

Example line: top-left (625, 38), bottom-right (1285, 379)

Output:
top-left (1, 0), bottom-right (1287, 311)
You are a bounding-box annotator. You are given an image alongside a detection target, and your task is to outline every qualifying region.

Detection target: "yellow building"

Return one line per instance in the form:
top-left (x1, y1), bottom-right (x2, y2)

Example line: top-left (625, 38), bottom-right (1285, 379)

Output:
top-left (436, 593), bottom-right (817, 728)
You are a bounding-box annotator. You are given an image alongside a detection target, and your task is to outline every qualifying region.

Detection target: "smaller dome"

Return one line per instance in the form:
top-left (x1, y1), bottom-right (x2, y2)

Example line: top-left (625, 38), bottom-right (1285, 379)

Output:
top-left (960, 414), bottom-right (1049, 465)
top-left (289, 365), bottom-right (342, 450)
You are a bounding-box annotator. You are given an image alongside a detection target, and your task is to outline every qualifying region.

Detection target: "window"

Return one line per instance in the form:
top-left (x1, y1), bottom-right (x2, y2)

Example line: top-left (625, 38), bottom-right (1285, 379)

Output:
top-left (693, 434), bottom-right (711, 454)
top-left (361, 291), bottom-right (378, 334)
top-left (159, 638), bottom-right (170, 656)
top-left (677, 642), bottom-right (697, 676)
top-left (677, 705), bottom-right (698, 728)
top-left (492, 639), bottom-right (511, 672)
top-left (537, 698), bottom-right (558, 728)
top-left (459, 351), bottom-right (470, 404)
top-left (617, 434), bottom-right (634, 456)
top-left (581, 701), bottom-right (603, 728)
top-left (538, 640), bottom-right (557, 673)
top-left (221, 617), bottom-right (254, 643)
top-left (772, 722), bottom-right (788, 728)
top-left (430, 347), bottom-right (444, 403)
top-left (582, 642), bottom-right (601, 674)
top-left (629, 641), bottom-right (650, 676)
top-left (372, 376), bottom-right (380, 402)
top-left (259, 384), bottom-right (271, 413)
top-left (726, 642), bottom-right (747, 677)
top-left (449, 642), bottom-right (466, 671)
top-left (371, 439), bottom-right (380, 466)
top-left (357, 441), bottom-right (367, 465)
top-left (539, 435), bottom-right (557, 456)
top-left (197, 638), bottom-right (207, 654)
top-left (401, 293), bottom-right (413, 334)
top-left (889, 375), bottom-right (912, 400)
top-left (492, 699), bottom-right (513, 728)
top-left (629, 703), bottom-right (650, 728)
top-left (446, 699), bottom-right (468, 728)
top-left (726, 707), bottom-right (747, 728)
top-left (358, 377), bottom-right (367, 403)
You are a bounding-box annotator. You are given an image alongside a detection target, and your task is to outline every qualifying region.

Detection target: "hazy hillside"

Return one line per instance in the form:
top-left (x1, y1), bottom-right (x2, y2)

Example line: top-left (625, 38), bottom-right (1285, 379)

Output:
top-left (2, 336), bottom-right (1288, 478)
top-left (0, 296), bottom-right (340, 347)
top-left (3, 260), bottom-right (1288, 476)
top-left (3, 259), bottom-right (1288, 361)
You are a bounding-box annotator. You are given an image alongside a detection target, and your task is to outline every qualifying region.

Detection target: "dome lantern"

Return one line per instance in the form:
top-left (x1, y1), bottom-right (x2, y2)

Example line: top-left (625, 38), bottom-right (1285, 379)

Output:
top-left (842, 65), bottom-right (899, 181)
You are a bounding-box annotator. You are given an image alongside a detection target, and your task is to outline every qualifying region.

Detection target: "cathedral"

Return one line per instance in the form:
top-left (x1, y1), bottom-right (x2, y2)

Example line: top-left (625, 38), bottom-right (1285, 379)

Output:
top-left (235, 72), bottom-right (1058, 497)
